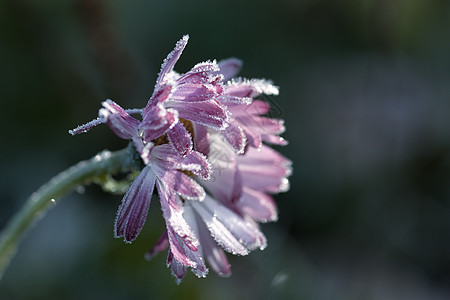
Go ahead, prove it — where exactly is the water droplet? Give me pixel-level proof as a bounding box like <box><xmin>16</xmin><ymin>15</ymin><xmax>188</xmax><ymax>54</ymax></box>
<box><xmin>76</xmin><ymin>185</ymin><xmax>85</xmax><ymax>194</ymax></box>
<box><xmin>271</xmin><ymin>271</ymin><xmax>289</xmax><ymax>287</ymax></box>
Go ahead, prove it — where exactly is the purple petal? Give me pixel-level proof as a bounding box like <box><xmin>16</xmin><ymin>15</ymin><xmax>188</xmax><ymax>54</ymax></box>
<box><xmin>166</xmin><ymin>226</ymin><xmax>195</xmax><ymax>268</ymax></box>
<box><xmin>193</xmin><ymin>210</ymin><xmax>231</xmax><ymax>277</ymax></box>
<box><xmin>141</xmin><ymin>104</ymin><xmax>178</xmax><ymax>142</ymax></box>
<box><xmin>170</xmin><ymin>255</ymin><xmax>188</xmax><ymax>285</ymax></box>
<box><xmin>171</xmin><ymin>83</ymin><xmax>218</xmax><ymax>102</ymax></box>
<box><xmin>239</xmin><ymin>187</ymin><xmax>278</xmax><ymax>222</ymax></box>
<box><xmin>101</xmin><ymin>99</ymin><xmax>141</xmax><ymax>140</ymax></box>
<box><xmin>193</xmin><ymin>123</ymin><xmax>210</xmax><ymax>156</ymax></box>
<box><xmin>167</xmin><ymin>100</ymin><xmax>230</xmax><ymax>130</ymax></box>
<box><xmin>167</xmin><ymin>122</ymin><xmax>193</xmax><ymax>156</ymax></box>
<box><xmin>145</xmin><ymin>230</ymin><xmax>170</xmax><ymax>260</ymax></box>
<box><xmin>157</xmin><ymin>180</ymin><xmax>199</xmax><ymax>252</ymax></box>
<box><xmin>155</xmin><ymin>35</ymin><xmax>189</xmax><ymax>88</ymax></box>
<box><xmin>201</xmin><ymin>134</ymin><xmax>242</xmax><ymax>203</ymax></box>
<box><xmin>182</xmin><ymin>151</ymin><xmax>211</xmax><ymax>180</ymax></box>
<box><xmin>114</xmin><ymin>166</ymin><xmax>156</xmax><ymax>243</ymax></box>
<box><xmin>261</xmin><ymin>132</ymin><xmax>288</xmax><ymax>146</ymax></box>
<box><xmin>237</xmin><ymin>145</ymin><xmax>292</xmax><ymax>193</ymax></box>
<box><xmin>177</xmin><ymin>61</ymin><xmax>220</xmax><ymax>84</ymax></box>
<box><xmin>151</xmin><ymin>144</ymin><xmax>211</xmax><ymax>179</ymax></box>
<box><xmin>216</xmin><ymin>58</ymin><xmax>242</xmax><ymax>81</ymax></box>
<box><xmin>202</xmin><ymin>158</ymin><xmax>242</xmax><ymax>204</ymax></box>
<box><xmin>154</xmin><ymin>167</ymin><xmax>205</xmax><ymax>201</ymax></box>
<box><xmin>226</xmin><ymin>78</ymin><xmax>279</xmax><ymax>98</ymax></box>
<box><xmin>221</xmin><ymin>122</ymin><xmax>246</xmax><ymax>154</ymax></box>
<box><xmin>193</xmin><ymin>195</ymin><xmax>266</xmax><ymax>255</ymax></box>
<box><xmin>228</xmin><ymin>100</ymin><xmax>288</xmax><ymax>147</ymax></box>
<box><xmin>145</xmin><ymin>84</ymin><xmax>172</xmax><ymax>113</ymax></box>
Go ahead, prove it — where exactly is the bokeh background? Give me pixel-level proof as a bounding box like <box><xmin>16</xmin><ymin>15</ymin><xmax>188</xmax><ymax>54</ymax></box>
<box><xmin>1</xmin><ymin>0</ymin><xmax>450</xmax><ymax>299</ymax></box>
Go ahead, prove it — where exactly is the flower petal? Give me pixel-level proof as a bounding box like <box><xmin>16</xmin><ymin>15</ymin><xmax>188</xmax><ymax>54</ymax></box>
<box><xmin>239</xmin><ymin>187</ymin><xmax>278</xmax><ymax>223</ymax></box>
<box><xmin>192</xmin><ymin>208</ymin><xmax>231</xmax><ymax>277</ymax></box>
<box><xmin>145</xmin><ymin>230</ymin><xmax>170</xmax><ymax>261</ymax></box>
<box><xmin>101</xmin><ymin>99</ymin><xmax>141</xmax><ymax>140</ymax></box>
<box><xmin>156</xmin><ymin>35</ymin><xmax>189</xmax><ymax>88</ymax></box>
<box><xmin>157</xmin><ymin>180</ymin><xmax>199</xmax><ymax>251</ymax></box>
<box><xmin>144</xmin><ymin>84</ymin><xmax>173</xmax><ymax>113</ymax></box>
<box><xmin>192</xmin><ymin>196</ymin><xmax>266</xmax><ymax>255</ymax></box>
<box><xmin>202</xmin><ymin>134</ymin><xmax>242</xmax><ymax>203</ymax></box>
<box><xmin>114</xmin><ymin>166</ymin><xmax>156</xmax><ymax>243</ymax></box>
<box><xmin>167</xmin><ymin>122</ymin><xmax>193</xmax><ymax>156</ymax></box>
<box><xmin>151</xmin><ymin>144</ymin><xmax>211</xmax><ymax>179</ymax></box>
<box><xmin>216</xmin><ymin>58</ymin><xmax>242</xmax><ymax>82</ymax></box>
<box><xmin>221</xmin><ymin>122</ymin><xmax>246</xmax><ymax>154</ymax></box>
<box><xmin>169</xmin><ymin>251</ymin><xmax>188</xmax><ymax>285</ymax></box>
<box><xmin>154</xmin><ymin>167</ymin><xmax>205</xmax><ymax>201</ymax></box>
<box><xmin>237</xmin><ymin>145</ymin><xmax>292</xmax><ymax>193</ymax></box>
<box><xmin>141</xmin><ymin>104</ymin><xmax>178</xmax><ymax>142</ymax></box>
<box><xmin>177</xmin><ymin>60</ymin><xmax>220</xmax><ymax>84</ymax></box>
<box><xmin>167</xmin><ymin>100</ymin><xmax>230</xmax><ymax>130</ymax></box>
<box><xmin>171</xmin><ymin>83</ymin><xmax>218</xmax><ymax>102</ymax></box>
<box><xmin>193</xmin><ymin>123</ymin><xmax>210</xmax><ymax>156</ymax></box>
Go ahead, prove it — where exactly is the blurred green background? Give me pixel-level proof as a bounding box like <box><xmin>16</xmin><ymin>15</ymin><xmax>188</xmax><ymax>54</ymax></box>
<box><xmin>1</xmin><ymin>0</ymin><xmax>450</xmax><ymax>299</ymax></box>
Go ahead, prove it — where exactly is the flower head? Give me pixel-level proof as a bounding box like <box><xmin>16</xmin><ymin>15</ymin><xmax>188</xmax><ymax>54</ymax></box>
<box><xmin>70</xmin><ymin>35</ymin><xmax>291</xmax><ymax>283</ymax></box>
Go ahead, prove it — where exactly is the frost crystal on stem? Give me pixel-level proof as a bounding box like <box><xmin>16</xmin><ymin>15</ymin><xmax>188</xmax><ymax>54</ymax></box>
<box><xmin>70</xmin><ymin>35</ymin><xmax>291</xmax><ymax>283</ymax></box>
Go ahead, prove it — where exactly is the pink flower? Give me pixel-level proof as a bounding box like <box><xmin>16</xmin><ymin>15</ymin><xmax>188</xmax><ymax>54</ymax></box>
<box><xmin>69</xmin><ymin>35</ymin><xmax>291</xmax><ymax>283</ymax></box>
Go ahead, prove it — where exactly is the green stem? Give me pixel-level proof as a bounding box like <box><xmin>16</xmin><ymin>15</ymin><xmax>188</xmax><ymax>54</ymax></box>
<box><xmin>0</xmin><ymin>147</ymin><xmax>136</xmax><ymax>280</ymax></box>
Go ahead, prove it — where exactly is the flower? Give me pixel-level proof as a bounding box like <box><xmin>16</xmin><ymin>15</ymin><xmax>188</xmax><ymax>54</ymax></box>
<box><xmin>70</xmin><ymin>35</ymin><xmax>291</xmax><ymax>283</ymax></box>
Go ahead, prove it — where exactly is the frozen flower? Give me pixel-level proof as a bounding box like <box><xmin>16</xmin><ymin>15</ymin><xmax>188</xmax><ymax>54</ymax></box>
<box><xmin>69</xmin><ymin>35</ymin><xmax>290</xmax><ymax>283</ymax></box>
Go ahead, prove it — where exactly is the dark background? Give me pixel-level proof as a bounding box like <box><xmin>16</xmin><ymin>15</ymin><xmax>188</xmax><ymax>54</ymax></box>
<box><xmin>1</xmin><ymin>0</ymin><xmax>450</xmax><ymax>299</ymax></box>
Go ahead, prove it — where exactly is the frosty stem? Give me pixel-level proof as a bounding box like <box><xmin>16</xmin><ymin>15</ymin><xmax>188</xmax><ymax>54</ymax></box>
<box><xmin>0</xmin><ymin>147</ymin><xmax>137</xmax><ymax>280</ymax></box>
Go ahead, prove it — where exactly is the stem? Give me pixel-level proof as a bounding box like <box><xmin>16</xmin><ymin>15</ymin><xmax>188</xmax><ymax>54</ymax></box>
<box><xmin>0</xmin><ymin>147</ymin><xmax>137</xmax><ymax>280</ymax></box>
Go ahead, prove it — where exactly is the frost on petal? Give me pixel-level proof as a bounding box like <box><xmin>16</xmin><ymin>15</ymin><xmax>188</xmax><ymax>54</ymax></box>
<box><xmin>154</xmin><ymin>166</ymin><xmax>205</xmax><ymax>201</ymax></box>
<box><xmin>167</xmin><ymin>100</ymin><xmax>230</xmax><ymax>130</ymax></box>
<box><xmin>69</xmin><ymin>117</ymin><xmax>105</xmax><ymax>135</ymax></box>
<box><xmin>215</xmin><ymin>58</ymin><xmax>243</xmax><ymax>82</ymax></box>
<box><xmin>226</xmin><ymin>78</ymin><xmax>279</xmax><ymax>98</ymax></box>
<box><xmin>145</xmin><ymin>84</ymin><xmax>173</xmax><ymax>112</ymax></box>
<box><xmin>114</xmin><ymin>166</ymin><xmax>156</xmax><ymax>243</ymax></box>
<box><xmin>191</xmin><ymin>208</ymin><xmax>231</xmax><ymax>277</ymax></box>
<box><xmin>151</xmin><ymin>144</ymin><xmax>211</xmax><ymax>179</ymax></box>
<box><xmin>166</xmin><ymin>226</ymin><xmax>195</xmax><ymax>268</ymax></box>
<box><xmin>192</xmin><ymin>196</ymin><xmax>266</xmax><ymax>255</ymax></box>
<box><xmin>167</xmin><ymin>122</ymin><xmax>193</xmax><ymax>156</ymax></box>
<box><xmin>157</xmin><ymin>180</ymin><xmax>199</xmax><ymax>252</ymax></box>
<box><xmin>156</xmin><ymin>35</ymin><xmax>189</xmax><ymax>88</ymax></box>
<box><xmin>181</xmin><ymin>151</ymin><xmax>211</xmax><ymax>180</ymax></box>
<box><xmin>171</xmin><ymin>83</ymin><xmax>218</xmax><ymax>102</ymax></box>
<box><xmin>177</xmin><ymin>60</ymin><xmax>220</xmax><ymax>85</ymax></box>
<box><xmin>141</xmin><ymin>104</ymin><xmax>178</xmax><ymax>142</ymax></box>
<box><xmin>100</xmin><ymin>99</ymin><xmax>141</xmax><ymax>140</ymax></box>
